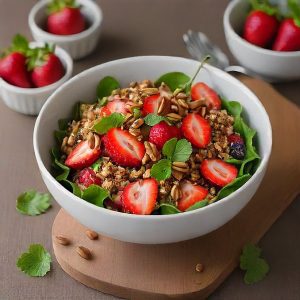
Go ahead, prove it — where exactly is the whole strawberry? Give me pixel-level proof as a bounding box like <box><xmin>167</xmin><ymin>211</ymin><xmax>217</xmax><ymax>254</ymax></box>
<box><xmin>243</xmin><ymin>0</ymin><xmax>279</xmax><ymax>48</ymax></box>
<box><xmin>27</xmin><ymin>44</ymin><xmax>65</xmax><ymax>87</ymax></box>
<box><xmin>0</xmin><ymin>35</ymin><xmax>32</xmax><ymax>88</ymax></box>
<box><xmin>47</xmin><ymin>0</ymin><xmax>86</xmax><ymax>35</ymax></box>
<box><xmin>272</xmin><ymin>0</ymin><xmax>300</xmax><ymax>51</ymax></box>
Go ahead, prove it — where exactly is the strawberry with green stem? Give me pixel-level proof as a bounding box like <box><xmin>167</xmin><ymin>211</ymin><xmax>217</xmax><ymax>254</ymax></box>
<box><xmin>0</xmin><ymin>34</ymin><xmax>32</xmax><ymax>88</ymax></box>
<box><xmin>243</xmin><ymin>0</ymin><xmax>279</xmax><ymax>48</ymax></box>
<box><xmin>27</xmin><ymin>43</ymin><xmax>65</xmax><ymax>87</ymax></box>
<box><xmin>272</xmin><ymin>0</ymin><xmax>300</xmax><ymax>51</ymax></box>
<box><xmin>47</xmin><ymin>0</ymin><xmax>86</xmax><ymax>35</ymax></box>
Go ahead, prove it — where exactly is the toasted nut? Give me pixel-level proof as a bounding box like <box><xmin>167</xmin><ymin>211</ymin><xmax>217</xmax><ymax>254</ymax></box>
<box><xmin>141</xmin><ymin>88</ymin><xmax>159</xmax><ymax>96</ymax></box>
<box><xmin>142</xmin><ymin>153</ymin><xmax>150</xmax><ymax>165</ymax></box>
<box><xmin>200</xmin><ymin>106</ymin><xmax>207</xmax><ymax>117</ymax></box>
<box><xmin>171</xmin><ymin>184</ymin><xmax>182</xmax><ymax>201</ymax></box>
<box><xmin>176</xmin><ymin>92</ymin><xmax>188</xmax><ymax>99</ymax></box>
<box><xmin>172</xmin><ymin>161</ymin><xmax>188</xmax><ymax>168</ymax></box>
<box><xmin>131</xmin><ymin>118</ymin><xmax>144</xmax><ymax>129</ymax></box>
<box><xmin>88</xmin><ymin>132</ymin><xmax>95</xmax><ymax>149</ymax></box>
<box><xmin>94</xmin><ymin>134</ymin><xmax>101</xmax><ymax>149</ymax></box>
<box><xmin>188</xmin><ymin>99</ymin><xmax>206</xmax><ymax>109</ymax></box>
<box><xmin>177</xmin><ymin>99</ymin><xmax>189</xmax><ymax>109</ymax></box>
<box><xmin>171</xmin><ymin>98</ymin><xmax>179</xmax><ymax>105</ymax></box>
<box><xmin>172</xmin><ymin>165</ymin><xmax>189</xmax><ymax>173</ymax></box>
<box><xmin>67</xmin><ymin>134</ymin><xmax>75</xmax><ymax>147</ymax></box>
<box><xmin>173</xmin><ymin>88</ymin><xmax>182</xmax><ymax>96</ymax></box>
<box><xmin>76</xmin><ymin>246</ymin><xmax>92</xmax><ymax>260</ymax></box>
<box><xmin>166</xmin><ymin>113</ymin><xmax>182</xmax><ymax>121</ymax></box>
<box><xmin>61</xmin><ymin>136</ymin><xmax>68</xmax><ymax>149</ymax></box>
<box><xmin>129</xmin><ymin>128</ymin><xmax>141</xmax><ymax>137</ymax></box>
<box><xmin>172</xmin><ymin>169</ymin><xmax>184</xmax><ymax>180</ymax></box>
<box><xmin>195</xmin><ymin>263</ymin><xmax>205</xmax><ymax>273</ymax></box>
<box><xmin>171</xmin><ymin>104</ymin><xmax>179</xmax><ymax>112</ymax></box>
<box><xmin>143</xmin><ymin>169</ymin><xmax>151</xmax><ymax>178</ymax></box>
<box><xmin>157</xmin><ymin>97</ymin><xmax>166</xmax><ymax>115</ymax></box>
<box><xmin>55</xmin><ymin>235</ymin><xmax>70</xmax><ymax>246</ymax></box>
<box><xmin>191</xmin><ymin>171</ymin><xmax>200</xmax><ymax>181</ymax></box>
<box><xmin>145</xmin><ymin>141</ymin><xmax>159</xmax><ymax>162</ymax></box>
<box><xmin>86</xmin><ymin>230</ymin><xmax>98</xmax><ymax>240</ymax></box>
<box><xmin>87</xmin><ymin>110</ymin><xmax>95</xmax><ymax>121</ymax></box>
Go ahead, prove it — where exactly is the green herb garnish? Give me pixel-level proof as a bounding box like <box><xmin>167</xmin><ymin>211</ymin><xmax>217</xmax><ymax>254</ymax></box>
<box><xmin>97</xmin><ymin>76</ymin><xmax>120</xmax><ymax>99</ymax></box>
<box><xmin>93</xmin><ymin>112</ymin><xmax>125</xmax><ymax>135</ymax></box>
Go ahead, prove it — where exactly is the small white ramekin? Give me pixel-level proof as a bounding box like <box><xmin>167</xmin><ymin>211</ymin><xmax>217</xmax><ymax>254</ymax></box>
<box><xmin>28</xmin><ymin>0</ymin><xmax>103</xmax><ymax>60</ymax></box>
<box><xmin>0</xmin><ymin>42</ymin><xmax>73</xmax><ymax>116</ymax></box>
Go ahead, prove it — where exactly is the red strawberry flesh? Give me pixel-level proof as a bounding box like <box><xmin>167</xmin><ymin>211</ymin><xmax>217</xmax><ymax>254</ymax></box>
<box><xmin>75</xmin><ymin>168</ymin><xmax>101</xmax><ymax>188</ymax></box>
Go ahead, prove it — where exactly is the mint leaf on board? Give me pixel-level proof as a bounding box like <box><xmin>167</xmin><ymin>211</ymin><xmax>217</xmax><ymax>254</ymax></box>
<box><xmin>16</xmin><ymin>190</ymin><xmax>51</xmax><ymax>216</ymax></box>
<box><xmin>97</xmin><ymin>76</ymin><xmax>120</xmax><ymax>99</ymax></box>
<box><xmin>162</xmin><ymin>138</ymin><xmax>177</xmax><ymax>160</ymax></box>
<box><xmin>82</xmin><ymin>185</ymin><xmax>110</xmax><ymax>207</ymax></box>
<box><xmin>61</xmin><ymin>180</ymin><xmax>82</xmax><ymax>197</ymax></box>
<box><xmin>218</xmin><ymin>174</ymin><xmax>251</xmax><ymax>200</ymax></box>
<box><xmin>17</xmin><ymin>244</ymin><xmax>51</xmax><ymax>277</ymax></box>
<box><xmin>155</xmin><ymin>72</ymin><xmax>191</xmax><ymax>92</ymax></box>
<box><xmin>240</xmin><ymin>244</ymin><xmax>270</xmax><ymax>284</ymax></box>
<box><xmin>172</xmin><ymin>139</ymin><xmax>192</xmax><ymax>162</ymax></box>
<box><xmin>186</xmin><ymin>199</ymin><xmax>208</xmax><ymax>211</ymax></box>
<box><xmin>150</xmin><ymin>159</ymin><xmax>172</xmax><ymax>181</ymax></box>
<box><xmin>160</xmin><ymin>203</ymin><xmax>181</xmax><ymax>214</ymax></box>
<box><xmin>93</xmin><ymin>112</ymin><xmax>125</xmax><ymax>135</ymax></box>
<box><xmin>144</xmin><ymin>114</ymin><xmax>169</xmax><ymax>126</ymax></box>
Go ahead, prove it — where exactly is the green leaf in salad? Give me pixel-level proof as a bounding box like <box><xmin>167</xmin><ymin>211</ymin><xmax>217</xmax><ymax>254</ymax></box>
<box><xmin>97</xmin><ymin>76</ymin><xmax>120</xmax><ymax>99</ymax></box>
<box><xmin>81</xmin><ymin>185</ymin><xmax>110</xmax><ymax>207</ymax></box>
<box><xmin>98</xmin><ymin>96</ymin><xmax>108</xmax><ymax>107</ymax></box>
<box><xmin>240</xmin><ymin>244</ymin><xmax>270</xmax><ymax>284</ymax></box>
<box><xmin>133</xmin><ymin>107</ymin><xmax>142</xmax><ymax>119</ymax></box>
<box><xmin>72</xmin><ymin>102</ymin><xmax>82</xmax><ymax>121</ymax></box>
<box><xmin>17</xmin><ymin>244</ymin><xmax>51</xmax><ymax>277</ymax></box>
<box><xmin>60</xmin><ymin>180</ymin><xmax>82</xmax><ymax>197</ymax></box>
<box><xmin>155</xmin><ymin>72</ymin><xmax>191</xmax><ymax>92</ymax></box>
<box><xmin>58</xmin><ymin>118</ymin><xmax>69</xmax><ymax>131</ymax></box>
<box><xmin>144</xmin><ymin>113</ymin><xmax>169</xmax><ymax>126</ymax></box>
<box><xmin>16</xmin><ymin>190</ymin><xmax>51</xmax><ymax>216</ymax></box>
<box><xmin>218</xmin><ymin>174</ymin><xmax>251</xmax><ymax>200</ymax></box>
<box><xmin>221</xmin><ymin>99</ymin><xmax>242</xmax><ymax>117</ymax></box>
<box><xmin>91</xmin><ymin>159</ymin><xmax>102</xmax><ymax>173</ymax></box>
<box><xmin>50</xmin><ymin>147</ymin><xmax>70</xmax><ymax>181</ymax></box>
<box><xmin>186</xmin><ymin>199</ymin><xmax>208</xmax><ymax>211</ymax></box>
<box><xmin>162</xmin><ymin>138</ymin><xmax>192</xmax><ymax>162</ymax></box>
<box><xmin>162</xmin><ymin>138</ymin><xmax>177</xmax><ymax>160</ymax></box>
<box><xmin>93</xmin><ymin>112</ymin><xmax>125</xmax><ymax>135</ymax></box>
<box><xmin>54</xmin><ymin>130</ymin><xmax>66</xmax><ymax>145</ymax></box>
<box><xmin>160</xmin><ymin>203</ymin><xmax>181</xmax><ymax>214</ymax></box>
<box><xmin>150</xmin><ymin>159</ymin><xmax>172</xmax><ymax>181</ymax></box>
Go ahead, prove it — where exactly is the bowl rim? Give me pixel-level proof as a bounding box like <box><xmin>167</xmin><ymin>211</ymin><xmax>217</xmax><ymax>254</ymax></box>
<box><xmin>33</xmin><ymin>55</ymin><xmax>272</xmax><ymax>220</ymax></box>
<box><xmin>28</xmin><ymin>0</ymin><xmax>103</xmax><ymax>42</ymax></box>
<box><xmin>224</xmin><ymin>0</ymin><xmax>300</xmax><ymax>57</ymax></box>
<box><xmin>0</xmin><ymin>42</ymin><xmax>73</xmax><ymax>94</ymax></box>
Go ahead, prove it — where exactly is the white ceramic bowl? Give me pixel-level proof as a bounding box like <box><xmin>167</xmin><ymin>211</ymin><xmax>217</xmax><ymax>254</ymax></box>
<box><xmin>224</xmin><ymin>0</ymin><xmax>300</xmax><ymax>81</ymax></box>
<box><xmin>29</xmin><ymin>0</ymin><xmax>103</xmax><ymax>60</ymax></box>
<box><xmin>0</xmin><ymin>42</ymin><xmax>73</xmax><ymax>116</ymax></box>
<box><xmin>33</xmin><ymin>56</ymin><xmax>272</xmax><ymax>244</ymax></box>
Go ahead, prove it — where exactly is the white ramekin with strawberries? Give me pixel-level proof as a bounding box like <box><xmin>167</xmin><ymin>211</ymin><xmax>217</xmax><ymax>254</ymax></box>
<box><xmin>224</xmin><ymin>0</ymin><xmax>300</xmax><ymax>81</ymax></box>
<box><xmin>29</xmin><ymin>0</ymin><xmax>103</xmax><ymax>60</ymax></box>
<box><xmin>33</xmin><ymin>56</ymin><xmax>272</xmax><ymax>244</ymax></box>
<box><xmin>0</xmin><ymin>35</ymin><xmax>73</xmax><ymax>115</ymax></box>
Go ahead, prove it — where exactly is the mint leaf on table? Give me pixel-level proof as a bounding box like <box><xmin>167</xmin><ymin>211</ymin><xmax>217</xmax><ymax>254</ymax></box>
<box><xmin>155</xmin><ymin>72</ymin><xmax>191</xmax><ymax>92</ymax></box>
<box><xmin>93</xmin><ymin>112</ymin><xmax>125</xmax><ymax>134</ymax></box>
<box><xmin>240</xmin><ymin>244</ymin><xmax>270</xmax><ymax>284</ymax></box>
<box><xmin>16</xmin><ymin>190</ymin><xmax>51</xmax><ymax>216</ymax></box>
<box><xmin>162</xmin><ymin>138</ymin><xmax>192</xmax><ymax>162</ymax></box>
<box><xmin>150</xmin><ymin>159</ymin><xmax>172</xmax><ymax>181</ymax></box>
<box><xmin>82</xmin><ymin>185</ymin><xmax>110</xmax><ymax>207</ymax></box>
<box><xmin>17</xmin><ymin>244</ymin><xmax>51</xmax><ymax>277</ymax></box>
<box><xmin>160</xmin><ymin>203</ymin><xmax>181</xmax><ymax>214</ymax></box>
<box><xmin>97</xmin><ymin>76</ymin><xmax>120</xmax><ymax>99</ymax></box>
<box><xmin>144</xmin><ymin>113</ymin><xmax>169</xmax><ymax>126</ymax></box>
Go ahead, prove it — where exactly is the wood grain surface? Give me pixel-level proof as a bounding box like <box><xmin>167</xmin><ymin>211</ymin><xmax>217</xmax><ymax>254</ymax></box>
<box><xmin>1</xmin><ymin>1</ymin><xmax>299</xmax><ymax>299</ymax></box>
<box><xmin>52</xmin><ymin>76</ymin><xmax>300</xmax><ymax>300</ymax></box>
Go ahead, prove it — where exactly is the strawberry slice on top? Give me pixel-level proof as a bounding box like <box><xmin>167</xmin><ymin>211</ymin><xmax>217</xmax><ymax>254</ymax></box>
<box><xmin>182</xmin><ymin>113</ymin><xmax>211</xmax><ymax>148</ymax></box>
<box><xmin>142</xmin><ymin>94</ymin><xmax>161</xmax><ymax>115</ymax></box>
<box><xmin>177</xmin><ymin>181</ymin><xmax>208</xmax><ymax>211</ymax></box>
<box><xmin>103</xmin><ymin>128</ymin><xmax>145</xmax><ymax>167</ymax></box>
<box><xmin>122</xmin><ymin>179</ymin><xmax>158</xmax><ymax>214</ymax></box>
<box><xmin>200</xmin><ymin>159</ymin><xmax>238</xmax><ymax>187</ymax></box>
<box><xmin>106</xmin><ymin>99</ymin><xmax>128</xmax><ymax>115</ymax></box>
<box><xmin>65</xmin><ymin>135</ymin><xmax>101</xmax><ymax>170</ymax></box>
<box><xmin>191</xmin><ymin>82</ymin><xmax>221</xmax><ymax>110</ymax></box>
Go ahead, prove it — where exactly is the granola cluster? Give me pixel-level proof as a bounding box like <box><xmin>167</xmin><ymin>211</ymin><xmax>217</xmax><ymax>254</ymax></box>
<box><xmin>60</xmin><ymin>80</ymin><xmax>236</xmax><ymax>209</ymax></box>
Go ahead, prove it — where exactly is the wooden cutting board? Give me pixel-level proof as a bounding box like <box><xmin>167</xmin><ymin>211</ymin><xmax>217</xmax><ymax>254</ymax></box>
<box><xmin>52</xmin><ymin>76</ymin><xmax>300</xmax><ymax>300</ymax></box>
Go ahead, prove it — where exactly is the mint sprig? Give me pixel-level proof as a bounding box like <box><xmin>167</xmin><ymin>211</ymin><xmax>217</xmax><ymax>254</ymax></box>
<box><xmin>150</xmin><ymin>159</ymin><xmax>172</xmax><ymax>181</ymax></box>
<box><xmin>17</xmin><ymin>244</ymin><xmax>52</xmax><ymax>277</ymax></box>
<box><xmin>96</xmin><ymin>76</ymin><xmax>120</xmax><ymax>99</ymax></box>
<box><xmin>144</xmin><ymin>114</ymin><xmax>169</xmax><ymax>126</ymax></box>
<box><xmin>93</xmin><ymin>112</ymin><xmax>125</xmax><ymax>135</ymax></box>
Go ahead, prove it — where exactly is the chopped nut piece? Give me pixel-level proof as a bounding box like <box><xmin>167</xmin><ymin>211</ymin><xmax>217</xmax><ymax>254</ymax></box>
<box><xmin>177</xmin><ymin>99</ymin><xmax>189</xmax><ymax>109</ymax></box>
<box><xmin>195</xmin><ymin>263</ymin><xmax>204</xmax><ymax>273</ymax></box>
<box><xmin>145</xmin><ymin>141</ymin><xmax>160</xmax><ymax>162</ymax></box>
<box><xmin>143</xmin><ymin>169</ymin><xmax>151</xmax><ymax>178</ymax></box>
<box><xmin>188</xmin><ymin>99</ymin><xmax>205</xmax><ymax>109</ymax></box>
<box><xmin>131</xmin><ymin>118</ymin><xmax>144</xmax><ymax>129</ymax></box>
<box><xmin>170</xmin><ymin>184</ymin><xmax>182</xmax><ymax>201</ymax></box>
<box><xmin>166</xmin><ymin>113</ymin><xmax>182</xmax><ymax>121</ymax></box>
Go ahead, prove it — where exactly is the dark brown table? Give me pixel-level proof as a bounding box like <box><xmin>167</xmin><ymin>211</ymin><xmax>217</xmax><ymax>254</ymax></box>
<box><xmin>1</xmin><ymin>0</ymin><xmax>299</xmax><ymax>299</ymax></box>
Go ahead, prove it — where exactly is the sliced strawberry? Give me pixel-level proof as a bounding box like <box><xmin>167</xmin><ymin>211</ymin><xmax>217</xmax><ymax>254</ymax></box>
<box><xmin>75</xmin><ymin>168</ymin><xmax>101</xmax><ymax>188</ymax></box>
<box><xmin>99</xmin><ymin>106</ymin><xmax>112</xmax><ymax>117</ymax></box>
<box><xmin>200</xmin><ymin>159</ymin><xmax>238</xmax><ymax>187</ymax></box>
<box><xmin>106</xmin><ymin>99</ymin><xmax>128</xmax><ymax>115</ymax></box>
<box><xmin>65</xmin><ymin>135</ymin><xmax>101</xmax><ymax>170</ymax></box>
<box><xmin>105</xmin><ymin>191</ymin><xmax>124</xmax><ymax>212</ymax></box>
<box><xmin>142</xmin><ymin>94</ymin><xmax>161</xmax><ymax>115</ymax></box>
<box><xmin>177</xmin><ymin>181</ymin><xmax>208</xmax><ymax>211</ymax></box>
<box><xmin>182</xmin><ymin>113</ymin><xmax>211</xmax><ymax>148</ymax></box>
<box><xmin>121</xmin><ymin>179</ymin><xmax>158</xmax><ymax>214</ymax></box>
<box><xmin>103</xmin><ymin>128</ymin><xmax>145</xmax><ymax>167</ymax></box>
<box><xmin>149</xmin><ymin>121</ymin><xmax>181</xmax><ymax>149</ymax></box>
<box><xmin>228</xmin><ymin>134</ymin><xmax>244</xmax><ymax>145</ymax></box>
<box><xmin>191</xmin><ymin>82</ymin><xmax>221</xmax><ymax>110</ymax></box>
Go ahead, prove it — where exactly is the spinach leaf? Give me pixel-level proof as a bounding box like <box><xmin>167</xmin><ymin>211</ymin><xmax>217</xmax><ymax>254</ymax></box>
<box><xmin>186</xmin><ymin>199</ymin><xmax>208</xmax><ymax>211</ymax></box>
<box><xmin>221</xmin><ymin>99</ymin><xmax>242</xmax><ymax>117</ymax></box>
<box><xmin>160</xmin><ymin>203</ymin><xmax>181</xmax><ymax>214</ymax></box>
<box><xmin>81</xmin><ymin>185</ymin><xmax>110</xmax><ymax>207</ymax></box>
<box><xmin>72</xmin><ymin>102</ymin><xmax>81</xmax><ymax>121</ymax></box>
<box><xmin>61</xmin><ymin>180</ymin><xmax>81</xmax><ymax>197</ymax></box>
<box><xmin>97</xmin><ymin>76</ymin><xmax>120</xmax><ymax>99</ymax></box>
<box><xmin>50</xmin><ymin>147</ymin><xmax>70</xmax><ymax>181</ymax></box>
<box><xmin>58</xmin><ymin>119</ymin><xmax>69</xmax><ymax>130</ymax></box>
<box><xmin>218</xmin><ymin>174</ymin><xmax>251</xmax><ymax>200</ymax></box>
<box><xmin>155</xmin><ymin>72</ymin><xmax>191</xmax><ymax>92</ymax></box>
<box><xmin>54</xmin><ymin>130</ymin><xmax>66</xmax><ymax>145</ymax></box>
